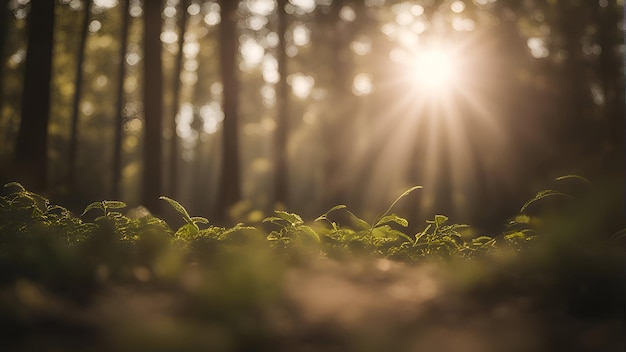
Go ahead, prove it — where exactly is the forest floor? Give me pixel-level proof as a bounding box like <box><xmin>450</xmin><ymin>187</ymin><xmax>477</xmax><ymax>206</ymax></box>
<box><xmin>4</xmin><ymin>250</ymin><xmax>624</xmax><ymax>352</ymax></box>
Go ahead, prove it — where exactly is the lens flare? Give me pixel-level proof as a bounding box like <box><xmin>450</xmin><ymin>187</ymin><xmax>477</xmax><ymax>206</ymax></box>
<box><xmin>411</xmin><ymin>48</ymin><xmax>456</xmax><ymax>90</ymax></box>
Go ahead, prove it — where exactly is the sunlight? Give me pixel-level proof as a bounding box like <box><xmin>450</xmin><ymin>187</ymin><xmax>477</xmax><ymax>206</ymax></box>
<box><xmin>410</xmin><ymin>47</ymin><xmax>456</xmax><ymax>91</ymax></box>
<box><xmin>93</xmin><ymin>0</ymin><xmax>118</xmax><ymax>9</ymax></box>
<box><xmin>359</xmin><ymin>32</ymin><xmax>512</xmax><ymax>220</ymax></box>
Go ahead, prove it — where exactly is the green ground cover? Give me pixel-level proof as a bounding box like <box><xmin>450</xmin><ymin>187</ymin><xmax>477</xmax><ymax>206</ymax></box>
<box><xmin>0</xmin><ymin>179</ymin><xmax>623</xmax><ymax>351</ymax></box>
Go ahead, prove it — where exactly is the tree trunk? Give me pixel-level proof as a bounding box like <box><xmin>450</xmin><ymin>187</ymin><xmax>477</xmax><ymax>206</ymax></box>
<box><xmin>322</xmin><ymin>0</ymin><xmax>352</xmax><ymax>209</ymax></box>
<box><xmin>112</xmin><ymin>0</ymin><xmax>130</xmax><ymax>199</ymax></box>
<box><xmin>216</xmin><ymin>0</ymin><xmax>241</xmax><ymax>223</ymax></box>
<box><xmin>67</xmin><ymin>0</ymin><xmax>92</xmax><ymax>189</ymax></box>
<box><xmin>274</xmin><ymin>0</ymin><xmax>289</xmax><ymax>207</ymax></box>
<box><xmin>14</xmin><ymin>0</ymin><xmax>55</xmax><ymax>193</ymax></box>
<box><xmin>0</xmin><ymin>0</ymin><xmax>8</xmax><ymax>105</ymax></box>
<box><xmin>142</xmin><ymin>0</ymin><xmax>164</xmax><ymax>214</ymax></box>
<box><xmin>168</xmin><ymin>0</ymin><xmax>190</xmax><ymax>199</ymax></box>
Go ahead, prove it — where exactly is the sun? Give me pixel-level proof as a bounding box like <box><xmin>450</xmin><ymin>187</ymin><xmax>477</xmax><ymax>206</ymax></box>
<box><xmin>356</xmin><ymin>34</ymin><xmax>512</xmax><ymax>220</ymax></box>
<box><xmin>411</xmin><ymin>47</ymin><xmax>457</xmax><ymax>91</ymax></box>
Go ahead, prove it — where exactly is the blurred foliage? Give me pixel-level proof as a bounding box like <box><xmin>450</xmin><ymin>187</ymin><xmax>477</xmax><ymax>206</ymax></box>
<box><xmin>0</xmin><ymin>178</ymin><xmax>623</xmax><ymax>350</ymax></box>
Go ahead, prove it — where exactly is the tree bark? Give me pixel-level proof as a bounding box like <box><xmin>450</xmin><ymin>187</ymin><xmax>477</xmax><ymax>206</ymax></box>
<box><xmin>67</xmin><ymin>0</ymin><xmax>92</xmax><ymax>188</ymax></box>
<box><xmin>322</xmin><ymin>0</ymin><xmax>352</xmax><ymax>209</ymax></box>
<box><xmin>14</xmin><ymin>0</ymin><xmax>56</xmax><ymax>193</ymax></box>
<box><xmin>112</xmin><ymin>0</ymin><xmax>130</xmax><ymax>199</ymax></box>
<box><xmin>274</xmin><ymin>0</ymin><xmax>289</xmax><ymax>207</ymax></box>
<box><xmin>142</xmin><ymin>0</ymin><xmax>164</xmax><ymax>213</ymax></box>
<box><xmin>0</xmin><ymin>0</ymin><xmax>9</xmax><ymax>106</ymax></box>
<box><xmin>216</xmin><ymin>0</ymin><xmax>241</xmax><ymax>223</ymax></box>
<box><xmin>168</xmin><ymin>0</ymin><xmax>190</xmax><ymax>199</ymax></box>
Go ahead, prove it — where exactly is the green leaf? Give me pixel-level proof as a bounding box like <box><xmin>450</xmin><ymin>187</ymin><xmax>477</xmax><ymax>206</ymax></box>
<box><xmin>175</xmin><ymin>223</ymin><xmax>199</xmax><ymax>239</ymax></box>
<box><xmin>102</xmin><ymin>201</ymin><xmax>127</xmax><ymax>210</ymax></box>
<box><xmin>3</xmin><ymin>182</ymin><xmax>26</xmax><ymax>192</ymax></box>
<box><xmin>371</xmin><ymin>225</ymin><xmax>412</xmax><ymax>242</ymax></box>
<box><xmin>191</xmin><ymin>216</ymin><xmax>209</xmax><ymax>225</ymax></box>
<box><xmin>81</xmin><ymin>201</ymin><xmax>104</xmax><ymax>217</ymax></box>
<box><xmin>374</xmin><ymin>214</ymin><xmax>409</xmax><ymax>228</ymax></box>
<box><xmin>472</xmin><ymin>236</ymin><xmax>495</xmax><ymax>245</ymax></box>
<box><xmin>298</xmin><ymin>225</ymin><xmax>321</xmax><ymax>243</ymax></box>
<box><xmin>434</xmin><ymin>215</ymin><xmax>448</xmax><ymax>227</ymax></box>
<box><xmin>346</xmin><ymin>210</ymin><xmax>371</xmax><ymax>230</ymax></box>
<box><xmin>555</xmin><ymin>174</ymin><xmax>591</xmax><ymax>185</ymax></box>
<box><xmin>262</xmin><ymin>216</ymin><xmax>284</xmax><ymax>224</ymax></box>
<box><xmin>160</xmin><ymin>196</ymin><xmax>193</xmax><ymax>224</ymax></box>
<box><xmin>414</xmin><ymin>224</ymin><xmax>432</xmax><ymax>245</ymax></box>
<box><xmin>373</xmin><ymin>185</ymin><xmax>422</xmax><ymax>228</ymax></box>
<box><xmin>315</xmin><ymin>204</ymin><xmax>347</xmax><ymax>222</ymax></box>
<box><xmin>520</xmin><ymin>189</ymin><xmax>569</xmax><ymax>212</ymax></box>
<box><xmin>26</xmin><ymin>192</ymin><xmax>49</xmax><ymax>213</ymax></box>
<box><xmin>273</xmin><ymin>210</ymin><xmax>303</xmax><ymax>226</ymax></box>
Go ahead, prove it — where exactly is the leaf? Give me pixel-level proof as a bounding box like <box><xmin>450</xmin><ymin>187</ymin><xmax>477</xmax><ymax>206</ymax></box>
<box><xmin>191</xmin><ymin>216</ymin><xmax>209</xmax><ymax>225</ymax></box>
<box><xmin>374</xmin><ymin>185</ymin><xmax>422</xmax><ymax>227</ymax></box>
<box><xmin>555</xmin><ymin>174</ymin><xmax>591</xmax><ymax>185</ymax></box>
<box><xmin>102</xmin><ymin>201</ymin><xmax>127</xmax><ymax>210</ymax></box>
<box><xmin>315</xmin><ymin>204</ymin><xmax>347</xmax><ymax>222</ymax></box>
<box><xmin>159</xmin><ymin>196</ymin><xmax>193</xmax><ymax>224</ymax></box>
<box><xmin>4</xmin><ymin>182</ymin><xmax>26</xmax><ymax>192</ymax></box>
<box><xmin>434</xmin><ymin>215</ymin><xmax>448</xmax><ymax>227</ymax></box>
<box><xmin>175</xmin><ymin>223</ymin><xmax>199</xmax><ymax>239</ymax></box>
<box><xmin>371</xmin><ymin>225</ymin><xmax>412</xmax><ymax>242</ymax></box>
<box><xmin>26</xmin><ymin>192</ymin><xmax>49</xmax><ymax>213</ymax></box>
<box><xmin>47</xmin><ymin>204</ymin><xmax>71</xmax><ymax>217</ymax></box>
<box><xmin>346</xmin><ymin>210</ymin><xmax>371</xmax><ymax>230</ymax></box>
<box><xmin>504</xmin><ymin>232</ymin><xmax>527</xmax><ymax>241</ymax></box>
<box><xmin>81</xmin><ymin>201</ymin><xmax>104</xmax><ymax>217</ymax></box>
<box><xmin>375</xmin><ymin>214</ymin><xmax>409</xmax><ymax>228</ymax></box>
<box><xmin>273</xmin><ymin>210</ymin><xmax>303</xmax><ymax>226</ymax></box>
<box><xmin>472</xmin><ymin>236</ymin><xmax>495</xmax><ymax>245</ymax></box>
<box><xmin>298</xmin><ymin>225</ymin><xmax>321</xmax><ymax>243</ymax></box>
<box><xmin>520</xmin><ymin>189</ymin><xmax>569</xmax><ymax>212</ymax></box>
<box><xmin>414</xmin><ymin>224</ymin><xmax>432</xmax><ymax>245</ymax></box>
<box><xmin>262</xmin><ymin>216</ymin><xmax>284</xmax><ymax>224</ymax></box>
<box><xmin>221</xmin><ymin>223</ymin><xmax>257</xmax><ymax>238</ymax></box>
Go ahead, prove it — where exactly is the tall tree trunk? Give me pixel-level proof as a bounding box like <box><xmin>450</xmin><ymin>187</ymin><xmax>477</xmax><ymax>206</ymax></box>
<box><xmin>14</xmin><ymin>0</ymin><xmax>55</xmax><ymax>193</ymax></box>
<box><xmin>168</xmin><ymin>0</ymin><xmax>190</xmax><ymax>198</ymax></box>
<box><xmin>0</xmin><ymin>0</ymin><xmax>8</xmax><ymax>110</ymax></box>
<box><xmin>322</xmin><ymin>0</ymin><xmax>352</xmax><ymax>209</ymax></box>
<box><xmin>112</xmin><ymin>0</ymin><xmax>130</xmax><ymax>199</ymax></box>
<box><xmin>67</xmin><ymin>0</ymin><xmax>92</xmax><ymax>189</ymax></box>
<box><xmin>143</xmin><ymin>0</ymin><xmax>164</xmax><ymax>213</ymax></box>
<box><xmin>190</xmin><ymin>48</ymin><xmax>211</xmax><ymax>215</ymax></box>
<box><xmin>274</xmin><ymin>0</ymin><xmax>289</xmax><ymax>207</ymax></box>
<box><xmin>216</xmin><ymin>0</ymin><xmax>241</xmax><ymax>223</ymax></box>
<box><xmin>595</xmin><ymin>1</ymin><xmax>624</xmax><ymax>174</ymax></box>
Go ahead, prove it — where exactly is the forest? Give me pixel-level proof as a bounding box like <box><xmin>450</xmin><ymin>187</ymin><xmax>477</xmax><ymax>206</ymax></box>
<box><xmin>0</xmin><ymin>0</ymin><xmax>624</xmax><ymax>351</ymax></box>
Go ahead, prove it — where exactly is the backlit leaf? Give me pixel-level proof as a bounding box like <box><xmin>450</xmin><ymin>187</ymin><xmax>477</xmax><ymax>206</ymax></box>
<box><xmin>81</xmin><ymin>201</ymin><xmax>104</xmax><ymax>217</ymax></box>
<box><xmin>160</xmin><ymin>196</ymin><xmax>193</xmax><ymax>224</ymax></box>
<box><xmin>375</xmin><ymin>214</ymin><xmax>409</xmax><ymax>228</ymax></box>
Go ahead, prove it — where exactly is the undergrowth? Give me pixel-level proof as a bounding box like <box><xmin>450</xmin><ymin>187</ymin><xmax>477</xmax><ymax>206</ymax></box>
<box><xmin>0</xmin><ymin>177</ymin><xmax>623</xmax><ymax>351</ymax></box>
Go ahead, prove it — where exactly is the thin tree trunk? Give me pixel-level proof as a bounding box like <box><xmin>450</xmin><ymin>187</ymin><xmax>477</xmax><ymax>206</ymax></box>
<box><xmin>274</xmin><ymin>0</ymin><xmax>289</xmax><ymax>207</ymax></box>
<box><xmin>67</xmin><ymin>0</ymin><xmax>92</xmax><ymax>188</ymax></box>
<box><xmin>168</xmin><ymin>0</ymin><xmax>190</xmax><ymax>199</ymax></box>
<box><xmin>595</xmin><ymin>1</ymin><xmax>624</xmax><ymax>173</ymax></box>
<box><xmin>142</xmin><ymin>0</ymin><xmax>164</xmax><ymax>214</ymax></box>
<box><xmin>216</xmin><ymin>0</ymin><xmax>241</xmax><ymax>223</ymax></box>
<box><xmin>190</xmin><ymin>47</ymin><xmax>211</xmax><ymax>215</ymax></box>
<box><xmin>0</xmin><ymin>0</ymin><xmax>9</xmax><ymax>108</ymax></box>
<box><xmin>112</xmin><ymin>0</ymin><xmax>130</xmax><ymax>199</ymax></box>
<box><xmin>14</xmin><ymin>0</ymin><xmax>55</xmax><ymax>193</ymax></box>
